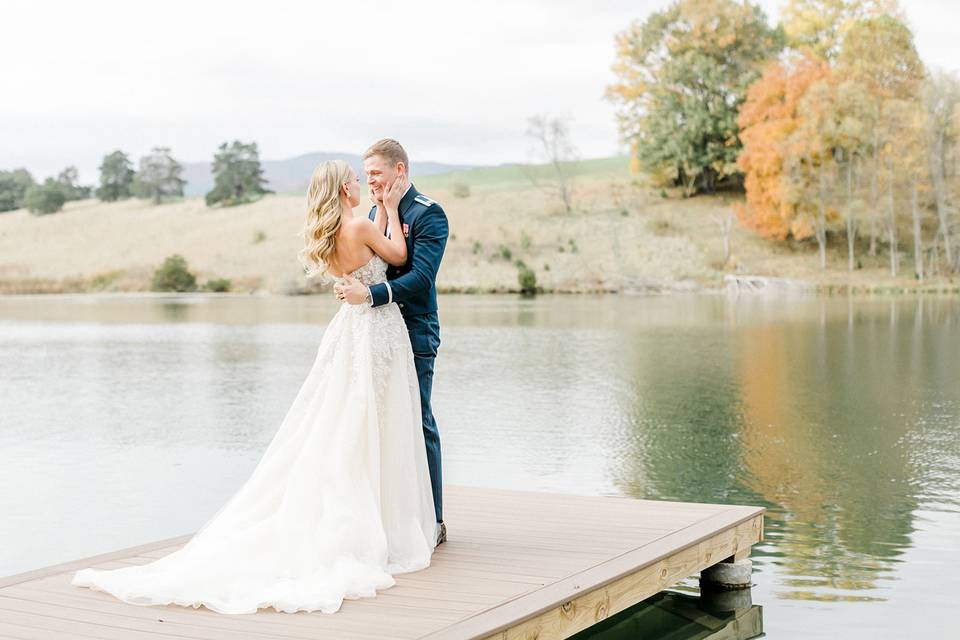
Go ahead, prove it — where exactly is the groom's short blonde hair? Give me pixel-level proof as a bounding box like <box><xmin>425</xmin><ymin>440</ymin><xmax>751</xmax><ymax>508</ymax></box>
<box><xmin>363</xmin><ymin>138</ymin><xmax>408</xmax><ymax>170</ymax></box>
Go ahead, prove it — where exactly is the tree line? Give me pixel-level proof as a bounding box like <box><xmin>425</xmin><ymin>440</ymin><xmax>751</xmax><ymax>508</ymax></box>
<box><xmin>0</xmin><ymin>141</ymin><xmax>270</xmax><ymax>215</ymax></box>
<box><xmin>608</xmin><ymin>0</ymin><xmax>960</xmax><ymax>277</ymax></box>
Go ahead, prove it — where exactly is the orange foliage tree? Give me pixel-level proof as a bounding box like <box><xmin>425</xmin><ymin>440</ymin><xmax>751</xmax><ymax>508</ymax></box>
<box><xmin>735</xmin><ymin>55</ymin><xmax>830</xmax><ymax>241</ymax></box>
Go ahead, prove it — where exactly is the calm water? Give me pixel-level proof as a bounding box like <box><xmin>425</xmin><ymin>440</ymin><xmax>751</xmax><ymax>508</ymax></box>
<box><xmin>1</xmin><ymin>292</ymin><xmax>958</xmax><ymax>638</ymax></box>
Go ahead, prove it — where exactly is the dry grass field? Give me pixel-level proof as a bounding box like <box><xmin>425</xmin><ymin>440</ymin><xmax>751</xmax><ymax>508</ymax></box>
<box><xmin>1</xmin><ymin>157</ymin><xmax>957</xmax><ymax>295</ymax></box>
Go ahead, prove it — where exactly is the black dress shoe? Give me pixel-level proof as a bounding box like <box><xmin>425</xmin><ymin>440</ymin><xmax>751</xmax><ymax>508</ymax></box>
<box><xmin>436</xmin><ymin>521</ymin><xmax>447</xmax><ymax>546</ymax></box>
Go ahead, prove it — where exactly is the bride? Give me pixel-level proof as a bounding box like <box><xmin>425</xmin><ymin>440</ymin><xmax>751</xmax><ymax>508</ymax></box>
<box><xmin>71</xmin><ymin>159</ymin><xmax>440</xmax><ymax>614</ymax></box>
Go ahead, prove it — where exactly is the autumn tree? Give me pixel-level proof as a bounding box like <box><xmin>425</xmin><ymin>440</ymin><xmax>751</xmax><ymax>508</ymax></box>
<box><xmin>607</xmin><ymin>0</ymin><xmax>783</xmax><ymax>197</ymax></box>
<box><xmin>781</xmin><ymin>0</ymin><xmax>900</xmax><ymax>60</ymax></box>
<box><xmin>877</xmin><ymin>98</ymin><xmax>931</xmax><ymax>278</ymax></box>
<box><xmin>837</xmin><ymin>14</ymin><xmax>925</xmax><ymax>275</ymax></box>
<box><xmin>923</xmin><ymin>70</ymin><xmax>960</xmax><ymax>272</ymax></box>
<box><xmin>809</xmin><ymin>76</ymin><xmax>876</xmax><ymax>270</ymax></box>
<box><xmin>783</xmin><ymin>77</ymin><xmax>844</xmax><ymax>268</ymax></box>
<box><xmin>736</xmin><ymin>55</ymin><xmax>830</xmax><ymax>241</ymax></box>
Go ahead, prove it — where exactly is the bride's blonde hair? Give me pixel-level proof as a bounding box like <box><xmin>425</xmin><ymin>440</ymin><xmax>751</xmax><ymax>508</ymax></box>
<box><xmin>298</xmin><ymin>160</ymin><xmax>353</xmax><ymax>277</ymax></box>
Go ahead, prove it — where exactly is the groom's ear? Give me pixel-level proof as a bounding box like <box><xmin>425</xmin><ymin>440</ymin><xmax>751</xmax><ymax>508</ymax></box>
<box><xmin>396</xmin><ymin>162</ymin><xmax>407</xmax><ymax>177</ymax></box>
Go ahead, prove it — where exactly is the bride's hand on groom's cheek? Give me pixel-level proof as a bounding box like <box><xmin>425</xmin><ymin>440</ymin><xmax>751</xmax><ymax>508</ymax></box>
<box><xmin>384</xmin><ymin>174</ymin><xmax>407</xmax><ymax>209</ymax></box>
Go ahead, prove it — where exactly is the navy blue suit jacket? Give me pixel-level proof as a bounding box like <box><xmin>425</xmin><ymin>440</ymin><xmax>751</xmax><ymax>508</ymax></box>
<box><xmin>368</xmin><ymin>183</ymin><xmax>448</xmax><ymax>318</ymax></box>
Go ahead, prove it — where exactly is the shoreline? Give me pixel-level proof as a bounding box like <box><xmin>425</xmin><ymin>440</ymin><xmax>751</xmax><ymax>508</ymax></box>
<box><xmin>1</xmin><ymin>276</ymin><xmax>957</xmax><ymax>297</ymax></box>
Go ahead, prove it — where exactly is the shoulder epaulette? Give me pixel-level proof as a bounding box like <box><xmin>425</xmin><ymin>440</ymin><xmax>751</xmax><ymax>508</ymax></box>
<box><xmin>413</xmin><ymin>194</ymin><xmax>436</xmax><ymax>207</ymax></box>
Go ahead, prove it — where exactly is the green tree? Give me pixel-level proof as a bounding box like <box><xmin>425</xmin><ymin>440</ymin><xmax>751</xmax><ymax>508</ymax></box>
<box><xmin>607</xmin><ymin>0</ymin><xmax>783</xmax><ymax>196</ymax></box>
<box><xmin>134</xmin><ymin>147</ymin><xmax>186</xmax><ymax>204</ymax></box>
<box><xmin>205</xmin><ymin>140</ymin><xmax>270</xmax><ymax>207</ymax></box>
<box><xmin>0</xmin><ymin>168</ymin><xmax>35</xmax><ymax>212</ymax></box>
<box><xmin>96</xmin><ymin>150</ymin><xmax>136</xmax><ymax>202</ymax></box>
<box><xmin>22</xmin><ymin>178</ymin><xmax>67</xmax><ymax>215</ymax></box>
<box><xmin>55</xmin><ymin>166</ymin><xmax>91</xmax><ymax>201</ymax></box>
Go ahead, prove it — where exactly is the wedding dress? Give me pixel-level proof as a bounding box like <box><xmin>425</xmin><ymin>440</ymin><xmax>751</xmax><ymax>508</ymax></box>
<box><xmin>72</xmin><ymin>253</ymin><xmax>439</xmax><ymax>614</ymax></box>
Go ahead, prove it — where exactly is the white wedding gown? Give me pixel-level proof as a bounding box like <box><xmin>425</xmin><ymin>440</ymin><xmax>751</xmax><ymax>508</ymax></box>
<box><xmin>72</xmin><ymin>254</ymin><xmax>439</xmax><ymax>614</ymax></box>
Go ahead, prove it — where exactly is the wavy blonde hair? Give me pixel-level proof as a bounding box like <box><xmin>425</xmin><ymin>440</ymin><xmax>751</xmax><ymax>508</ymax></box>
<box><xmin>298</xmin><ymin>159</ymin><xmax>353</xmax><ymax>277</ymax></box>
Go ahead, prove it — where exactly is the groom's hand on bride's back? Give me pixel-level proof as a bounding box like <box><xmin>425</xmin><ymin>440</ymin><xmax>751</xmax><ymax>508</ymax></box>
<box><xmin>334</xmin><ymin>275</ymin><xmax>370</xmax><ymax>305</ymax></box>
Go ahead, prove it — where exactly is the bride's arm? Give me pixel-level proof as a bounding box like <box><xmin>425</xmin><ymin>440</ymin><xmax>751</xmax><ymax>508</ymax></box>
<box><xmin>357</xmin><ymin>176</ymin><xmax>408</xmax><ymax>267</ymax></box>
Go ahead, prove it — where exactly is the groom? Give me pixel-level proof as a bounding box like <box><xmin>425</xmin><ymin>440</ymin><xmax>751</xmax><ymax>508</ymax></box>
<box><xmin>334</xmin><ymin>138</ymin><xmax>449</xmax><ymax>546</ymax></box>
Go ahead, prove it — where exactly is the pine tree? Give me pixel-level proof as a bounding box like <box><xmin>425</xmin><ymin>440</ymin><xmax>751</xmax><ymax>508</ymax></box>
<box><xmin>134</xmin><ymin>147</ymin><xmax>186</xmax><ymax>205</ymax></box>
<box><xmin>205</xmin><ymin>141</ymin><xmax>270</xmax><ymax>207</ymax></box>
<box><xmin>96</xmin><ymin>150</ymin><xmax>136</xmax><ymax>202</ymax></box>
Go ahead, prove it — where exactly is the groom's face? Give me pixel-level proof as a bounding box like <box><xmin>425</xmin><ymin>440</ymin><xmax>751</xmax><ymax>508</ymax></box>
<box><xmin>363</xmin><ymin>155</ymin><xmax>404</xmax><ymax>201</ymax></box>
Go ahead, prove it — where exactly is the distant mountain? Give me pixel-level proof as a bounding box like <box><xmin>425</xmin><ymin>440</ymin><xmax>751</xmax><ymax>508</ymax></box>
<box><xmin>180</xmin><ymin>151</ymin><xmax>476</xmax><ymax>197</ymax></box>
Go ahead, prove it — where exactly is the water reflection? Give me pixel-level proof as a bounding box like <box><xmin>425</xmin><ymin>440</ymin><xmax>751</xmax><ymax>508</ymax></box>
<box><xmin>606</xmin><ymin>295</ymin><xmax>960</xmax><ymax>605</ymax></box>
<box><xmin>572</xmin><ymin>590</ymin><xmax>763</xmax><ymax>640</ymax></box>
<box><xmin>1</xmin><ymin>293</ymin><xmax>958</xmax><ymax>636</ymax></box>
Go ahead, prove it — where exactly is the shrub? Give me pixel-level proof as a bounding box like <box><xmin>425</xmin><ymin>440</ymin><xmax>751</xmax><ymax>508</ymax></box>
<box><xmin>202</xmin><ymin>278</ymin><xmax>232</xmax><ymax>292</ymax></box>
<box><xmin>89</xmin><ymin>270</ymin><xmax>125</xmax><ymax>290</ymax></box>
<box><xmin>520</xmin><ymin>232</ymin><xmax>532</xmax><ymax>250</ymax></box>
<box><xmin>151</xmin><ymin>254</ymin><xmax>197</xmax><ymax>292</ymax></box>
<box><xmin>499</xmin><ymin>245</ymin><xmax>512</xmax><ymax>261</ymax></box>
<box><xmin>23</xmin><ymin>179</ymin><xmax>66</xmax><ymax>215</ymax></box>
<box><xmin>452</xmin><ymin>182</ymin><xmax>471</xmax><ymax>198</ymax></box>
<box><xmin>253</xmin><ymin>230</ymin><xmax>267</xmax><ymax>244</ymax></box>
<box><xmin>472</xmin><ymin>240</ymin><xmax>482</xmax><ymax>255</ymax></box>
<box><xmin>648</xmin><ymin>217</ymin><xmax>675</xmax><ymax>236</ymax></box>
<box><xmin>518</xmin><ymin>264</ymin><xmax>537</xmax><ymax>295</ymax></box>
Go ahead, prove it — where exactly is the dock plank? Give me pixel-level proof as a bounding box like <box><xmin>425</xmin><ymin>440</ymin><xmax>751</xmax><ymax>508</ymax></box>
<box><xmin>0</xmin><ymin>485</ymin><xmax>764</xmax><ymax>640</ymax></box>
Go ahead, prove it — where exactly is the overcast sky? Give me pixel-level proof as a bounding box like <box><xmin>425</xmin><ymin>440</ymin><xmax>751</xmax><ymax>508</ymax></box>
<box><xmin>3</xmin><ymin>0</ymin><xmax>958</xmax><ymax>182</ymax></box>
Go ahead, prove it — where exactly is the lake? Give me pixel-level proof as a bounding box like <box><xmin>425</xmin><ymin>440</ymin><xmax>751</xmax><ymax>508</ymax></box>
<box><xmin>1</xmin><ymin>292</ymin><xmax>957</xmax><ymax>638</ymax></box>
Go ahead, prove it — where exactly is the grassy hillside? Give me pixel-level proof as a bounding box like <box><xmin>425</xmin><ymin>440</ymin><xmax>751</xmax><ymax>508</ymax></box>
<box><xmin>1</xmin><ymin>156</ymin><xmax>957</xmax><ymax>295</ymax></box>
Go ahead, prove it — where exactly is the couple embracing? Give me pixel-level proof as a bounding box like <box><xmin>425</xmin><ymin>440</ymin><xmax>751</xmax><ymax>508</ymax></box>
<box><xmin>72</xmin><ymin>138</ymin><xmax>451</xmax><ymax>615</ymax></box>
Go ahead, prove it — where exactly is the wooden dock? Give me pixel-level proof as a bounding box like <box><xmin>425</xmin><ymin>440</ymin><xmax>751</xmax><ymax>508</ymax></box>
<box><xmin>0</xmin><ymin>485</ymin><xmax>764</xmax><ymax>640</ymax></box>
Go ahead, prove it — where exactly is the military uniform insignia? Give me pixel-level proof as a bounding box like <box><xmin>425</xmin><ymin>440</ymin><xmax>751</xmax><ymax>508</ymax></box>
<box><xmin>413</xmin><ymin>194</ymin><xmax>435</xmax><ymax>207</ymax></box>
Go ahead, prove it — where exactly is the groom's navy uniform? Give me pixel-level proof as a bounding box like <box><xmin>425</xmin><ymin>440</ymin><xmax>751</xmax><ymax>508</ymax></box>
<box><xmin>368</xmin><ymin>183</ymin><xmax>448</xmax><ymax>523</ymax></box>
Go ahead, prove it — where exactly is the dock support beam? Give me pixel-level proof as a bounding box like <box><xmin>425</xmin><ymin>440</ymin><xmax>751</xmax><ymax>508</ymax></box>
<box><xmin>700</xmin><ymin>547</ymin><xmax>752</xmax><ymax>590</ymax></box>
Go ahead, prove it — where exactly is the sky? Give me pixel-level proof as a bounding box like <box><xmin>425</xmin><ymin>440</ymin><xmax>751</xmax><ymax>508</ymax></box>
<box><xmin>3</xmin><ymin>0</ymin><xmax>959</xmax><ymax>182</ymax></box>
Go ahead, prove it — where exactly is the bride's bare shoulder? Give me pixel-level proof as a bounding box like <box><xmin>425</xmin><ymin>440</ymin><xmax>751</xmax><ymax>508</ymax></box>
<box><xmin>341</xmin><ymin>216</ymin><xmax>379</xmax><ymax>240</ymax></box>
<box><xmin>341</xmin><ymin>216</ymin><xmax>376</xmax><ymax>233</ymax></box>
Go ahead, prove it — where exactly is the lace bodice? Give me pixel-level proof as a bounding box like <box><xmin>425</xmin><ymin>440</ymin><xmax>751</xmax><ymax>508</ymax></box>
<box><xmin>330</xmin><ymin>254</ymin><xmax>388</xmax><ymax>287</ymax></box>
